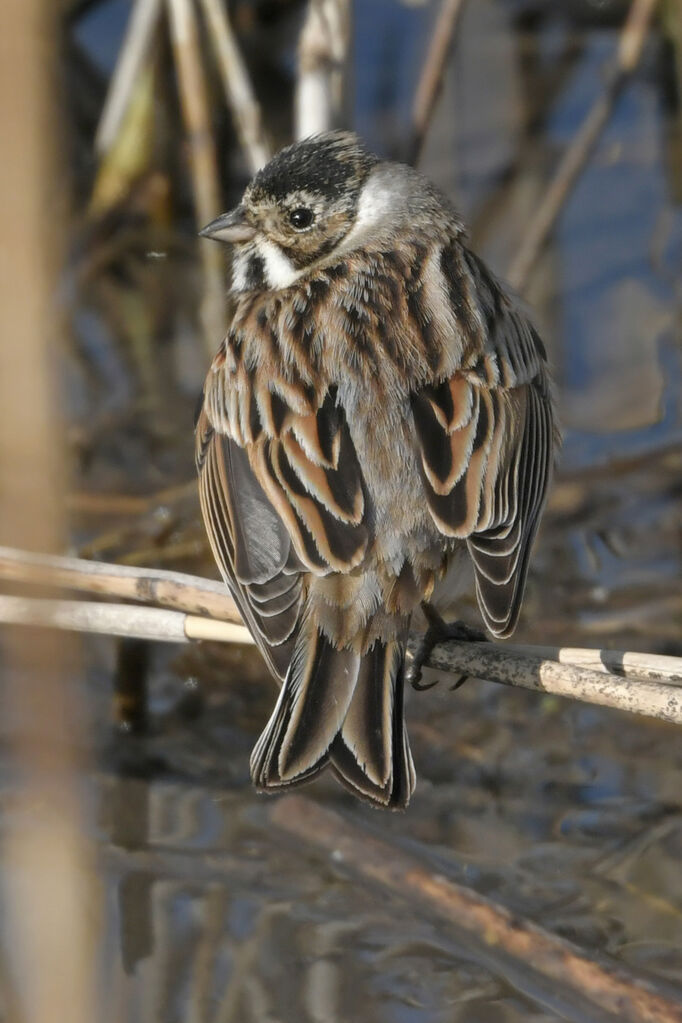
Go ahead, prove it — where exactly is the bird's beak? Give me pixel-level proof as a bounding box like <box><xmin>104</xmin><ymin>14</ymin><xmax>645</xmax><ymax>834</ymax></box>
<box><xmin>199</xmin><ymin>205</ymin><xmax>257</xmax><ymax>244</ymax></box>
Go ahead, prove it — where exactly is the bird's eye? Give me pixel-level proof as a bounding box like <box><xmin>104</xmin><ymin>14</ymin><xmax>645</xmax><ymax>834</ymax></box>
<box><xmin>289</xmin><ymin>207</ymin><xmax>314</xmax><ymax>230</ymax></box>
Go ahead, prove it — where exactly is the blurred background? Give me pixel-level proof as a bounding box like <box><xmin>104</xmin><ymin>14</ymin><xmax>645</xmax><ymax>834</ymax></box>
<box><xmin>0</xmin><ymin>0</ymin><xmax>681</xmax><ymax>1020</ymax></box>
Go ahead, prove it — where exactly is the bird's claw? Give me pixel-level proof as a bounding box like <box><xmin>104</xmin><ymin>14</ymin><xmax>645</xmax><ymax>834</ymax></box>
<box><xmin>409</xmin><ymin>608</ymin><xmax>488</xmax><ymax>692</ymax></box>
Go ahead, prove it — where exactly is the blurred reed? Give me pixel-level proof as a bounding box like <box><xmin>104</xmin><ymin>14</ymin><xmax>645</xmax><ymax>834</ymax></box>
<box><xmin>0</xmin><ymin>2</ymin><xmax>99</xmax><ymax>1020</ymax></box>
<box><xmin>295</xmin><ymin>0</ymin><xmax>352</xmax><ymax>139</ymax></box>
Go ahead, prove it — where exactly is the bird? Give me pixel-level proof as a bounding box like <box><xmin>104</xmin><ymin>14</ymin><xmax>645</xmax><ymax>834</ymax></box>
<box><xmin>196</xmin><ymin>131</ymin><xmax>556</xmax><ymax>809</ymax></box>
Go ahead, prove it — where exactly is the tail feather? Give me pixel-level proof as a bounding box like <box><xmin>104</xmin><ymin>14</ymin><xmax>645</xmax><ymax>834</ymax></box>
<box><xmin>330</xmin><ymin>640</ymin><xmax>415</xmax><ymax>808</ymax></box>
<box><xmin>250</xmin><ymin>627</ymin><xmax>415</xmax><ymax>808</ymax></box>
<box><xmin>250</xmin><ymin>627</ymin><xmax>359</xmax><ymax>789</ymax></box>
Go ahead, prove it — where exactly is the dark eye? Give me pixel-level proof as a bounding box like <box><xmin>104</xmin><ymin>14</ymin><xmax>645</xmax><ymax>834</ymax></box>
<box><xmin>289</xmin><ymin>207</ymin><xmax>314</xmax><ymax>230</ymax></box>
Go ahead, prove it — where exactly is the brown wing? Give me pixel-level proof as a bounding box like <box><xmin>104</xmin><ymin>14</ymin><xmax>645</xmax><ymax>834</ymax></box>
<box><xmin>196</xmin><ymin>406</ymin><xmax>301</xmax><ymax>681</ymax></box>
<box><xmin>246</xmin><ymin>387</ymin><xmax>370</xmax><ymax>576</ymax></box>
<box><xmin>411</xmin><ymin>250</ymin><xmax>555</xmax><ymax>637</ymax></box>
<box><xmin>196</xmin><ymin>378</ymin><xmax>371</xmax><ymax>681</ymax></box>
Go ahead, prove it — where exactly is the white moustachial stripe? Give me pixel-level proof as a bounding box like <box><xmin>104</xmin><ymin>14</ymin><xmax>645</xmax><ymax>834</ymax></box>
<box><xmin>257</xmin><ymin>237</ymin><xmax>304</xmax><ymax>290</ymax></box>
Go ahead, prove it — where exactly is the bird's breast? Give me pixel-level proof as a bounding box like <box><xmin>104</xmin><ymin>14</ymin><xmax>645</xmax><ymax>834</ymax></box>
<box><xmin>337</xmin><ymin>378</ymin><xmax>437</xmax><ymax>572</ymax></box>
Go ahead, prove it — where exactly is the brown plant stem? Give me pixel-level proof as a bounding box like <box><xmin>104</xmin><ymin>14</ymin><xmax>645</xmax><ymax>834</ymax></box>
<box><xmin>409</xmin><ymin>0</ymin><xmax>467</xmax><ymax>165</ymax></box>
<box><xmin>270</xmin><ymin>796</ymin><xmax>682</xmax><ymax>1023</ymax></box>
<box><xmin>0</xmin><ymin>545</ymin><xmax>240</xmax><ymax>622</ymax></box>
<box><xmin>95</xmin><ymin>0</ymin><xmax>163</xmax><ymax>155</ymax></box>
<box><xmin>166</xmin><ymin>0</ymin><xmax>226</xmax><ymax>356</ymax></box>
<box><xmin>66</xmin><ymin>480</ymin><xmax>197</xmax><ymax>518</ymax></box>
<box><xmin>198</xmin><ymin>0</ymin><xmax>271</xmax><ymax>172</ymax></box>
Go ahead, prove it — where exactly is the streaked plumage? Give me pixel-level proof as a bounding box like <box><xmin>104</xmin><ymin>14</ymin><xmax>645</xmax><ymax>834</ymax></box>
<box><xmin>197</xmin><ymin>132</ymin><xmax>556</xmax><ymax>808</ymax></box>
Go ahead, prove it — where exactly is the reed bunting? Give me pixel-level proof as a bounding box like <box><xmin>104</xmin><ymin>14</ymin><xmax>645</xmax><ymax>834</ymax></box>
<box><xmin>196</xmin><ymin>132</ymin><xmax>556</xmax><ymax>808</ymax></box>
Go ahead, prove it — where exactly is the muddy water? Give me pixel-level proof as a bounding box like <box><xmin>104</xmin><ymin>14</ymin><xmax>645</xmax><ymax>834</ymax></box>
<box><xmin>5</xmin><ymin>2</ymin><xmax>682</xmax><ymax>1020</ymax></box>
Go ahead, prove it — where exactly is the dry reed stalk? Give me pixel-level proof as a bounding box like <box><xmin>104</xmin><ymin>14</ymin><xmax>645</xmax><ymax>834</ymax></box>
<box><xmin>0</xmin><ymin>545</ymin><xmax>241</xmax><ymax>622</ymax></box>
<box><xmin>271</xmin><ymin>796</ymin><xmax>682</xmax><ymax>1023</ymax></box>
<box><xmin>198</xmin><ymin>0</ymin><xmax>271</xmax><ymax>172</ymax></box>
<box><xmin>295</xmin><ymin>0</ymin><xmax>351</xmax><ymax>139</ymax></box>
<box><xmin>1</xmin><ymin>547</ymin><xmax>681</xmax><ymax>724</ymax></box>
<box><xmin>498</xmin><ymin>642</ymin><xmax>682</xmax><ymax>686</ymax></box>
<box><xmin>95</xmin><ymin>0</ymin><xmax>163</xmax><ymax>155</ymax></box>
<box><xmin>166</xmin><ymin>0</ymin><xmax>226</xmax><ymax>355</ymax></box>
<box><xmin>0</xmin><ymin>595</ymin><xmax>251</xmax><ymax>645</ymax></box>
<box><xmin>412</xmin><ymin>638</ymin><xmax>682</xmax><ymax>724</ymax></box>
<box><xmin>91</xmin><ymin>61</ymin><xmax>158</xmax><ymax>215</ymax></box>
<box><xmin>409</xmin><ymin>0</ymin><xmax>467</xmax><ymax>164</ymax></box>
<box><xmin>508</xmin><ymin>0</ymin><xmax>659</xmax><ymax>292</ymax></box>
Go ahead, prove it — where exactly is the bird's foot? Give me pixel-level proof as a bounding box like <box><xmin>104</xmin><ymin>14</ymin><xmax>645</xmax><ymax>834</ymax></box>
<box><xmin>409</xmin><ymin>605</ymin><xmax>487</xmax><ymax>691</ymax></box>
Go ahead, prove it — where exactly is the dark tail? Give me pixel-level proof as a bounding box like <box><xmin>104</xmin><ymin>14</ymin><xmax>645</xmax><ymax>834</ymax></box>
<box><xmin>250</xmin><ymin>626</ymin><xmax>415</xmax><ymax>809</ymax></box>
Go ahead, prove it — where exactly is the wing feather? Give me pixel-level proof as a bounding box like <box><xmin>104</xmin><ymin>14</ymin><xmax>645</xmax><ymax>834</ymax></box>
<box><xmin>197</xmin><ymin>407</ymin><xmax>301</xmax><ymax>679</ymax></box>
<box><xmin>197</xmin><ymin>364</ymin><xmax>373</xmax><ymax>681</ymax></box>
<box><xmin>412</xmin><ymin>248</ymin><xmax>555</xmax><ymax>637</ymax></box>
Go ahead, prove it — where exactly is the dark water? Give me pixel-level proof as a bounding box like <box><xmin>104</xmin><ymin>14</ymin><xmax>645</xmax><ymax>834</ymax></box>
<box><xmin>8</xmin><ymin>1</ymin><xmax>682</xmax><ymax>1020</ymax></box>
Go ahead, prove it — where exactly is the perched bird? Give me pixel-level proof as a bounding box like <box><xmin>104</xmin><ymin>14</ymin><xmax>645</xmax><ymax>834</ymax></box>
<box><xmin>196</xmin><ymin>132</ymin><xmax>556</xmax><ymax>809</ymax></box>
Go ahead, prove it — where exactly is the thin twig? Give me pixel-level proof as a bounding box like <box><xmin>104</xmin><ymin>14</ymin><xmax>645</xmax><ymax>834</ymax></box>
<box><xmin>95</xmin><ymin>0</ymin><xmax>163</xmax><ymax>154</ymax></box>
<box><xmin>270</xmin><ymin>797</ymin><xmax>682</xmax><ymax>1023</ymax></box>
<box><xmin>198</xmin><ymin>0</ymin><xmax>270</xmax><ymax>173</ymax></box>
<box><xmin>408</xmin><ymin>0</ymin><xmax>467</xmax><ymax>165</ymax></box>
<box><xmin>295</xmin><ymin>0</ymin><xmax>351</xmax><ymax>139</ymax></box>
<box><xmin>166</xmin><ymin>0</ymin><xmax>226</xmax><ymax>355</ymax></box>
<box><xmin>507</xmin><ymin>0</ymin><xmax>659</xmax><ymax>292</ymax></box>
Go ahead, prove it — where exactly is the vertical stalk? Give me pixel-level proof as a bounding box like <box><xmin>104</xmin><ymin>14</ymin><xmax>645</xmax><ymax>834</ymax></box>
<box><xmin>0</xmin><ymin>1</ymin><xmax>98</xmax><ymax>1021</ymax></box>
<box><xmin>198</xmin><ymin>0</ymin><xmax>271</xmax><ymax>172</ymax></box>
<box><xmin>507</xmin><ymin>0</ymin><xmax>660</xmax><ymax>292</ymax></box>
<box><xmin>409</xmin><ymin>0</ymin><xmax>467</xmax><ymax>165</ymax></box>
<box><xmin>167</xmin><ymin>0</ymin><xmax>226</xmax><ymax>356</ymax></box>
<box><xmin>295</xmin><ymin>0</ymin><xmax>351</xmax><ymax>139</ymax></box>
<box><xmin>95</xmin><ymin>0</ymin><xmax>164</xmax><ymax>155</ymax></box>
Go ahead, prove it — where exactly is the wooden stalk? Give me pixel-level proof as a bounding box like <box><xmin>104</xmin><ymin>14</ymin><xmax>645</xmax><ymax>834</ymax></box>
<box><xmin>95</xmin><ymin>0</ymin><xmax>163</xmax><ymax>155</ymax></box>
<box><xmin>295</xmin><ymin>0</ymin><xmax>351</xmax><ymax>139</ymax></box>
<box><xmin>409</xmin><ymin>0</ymin><xmax>467</xmax><ymax>164</ymax></box>
<box><xmin>198</xmin><ymin>0</ymin><xmax>271</xmax><ymax>172</ymax></box>
<box><xmin>1</xmin><ymin>547</ymin><xmax>681</xmax><ymax>725</ymax></box>
<box><xmin>166</xmin><ymin>0</ymin><xmax>226</xmax><ymax>355</ymax></box>
<box><xmin>507</xmin><ymin>0</ymin><xmax>660</xmax><ymax>292</ymax></box>
<box><xmin>271</xmin><ymin>796</ymin><xmax>682</xmax><ymax>1023</ymax></box>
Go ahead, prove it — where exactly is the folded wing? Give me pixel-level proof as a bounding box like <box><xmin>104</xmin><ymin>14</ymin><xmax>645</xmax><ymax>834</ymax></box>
<box><xmin>411</xmin><ymin>250</ymin><xmax>555</xmax><ymax>637</ymax></box>
<box><xmin>196</xmin><ymin>378</ymin><xmax>371</xmax><ymax>681</ymax></box>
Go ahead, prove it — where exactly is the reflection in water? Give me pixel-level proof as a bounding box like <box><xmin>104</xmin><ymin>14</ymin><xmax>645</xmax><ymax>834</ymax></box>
<box><xmin>3</xmin><ymin>2</ymin><xmax>682</xmax><ymax>1021</ymax></box>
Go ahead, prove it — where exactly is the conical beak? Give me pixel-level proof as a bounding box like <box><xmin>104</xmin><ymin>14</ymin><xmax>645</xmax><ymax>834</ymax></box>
<box><xmin>199</xmin><ymin>205</ymin><xmax>257</xmax><ymax>244</ymax></box>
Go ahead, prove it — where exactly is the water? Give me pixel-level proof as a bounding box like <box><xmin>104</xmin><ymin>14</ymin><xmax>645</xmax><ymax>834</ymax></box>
<box><xmin>4</xmin><ymin>1</ymin><xmax>682</xmax><ymax>1019</ymax></box>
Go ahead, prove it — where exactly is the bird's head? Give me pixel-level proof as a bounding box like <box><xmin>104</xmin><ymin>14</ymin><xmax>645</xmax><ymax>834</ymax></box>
<box><xmin>200</xmin><ymin>132</ymin><xmax>379</xmax><ymax>291</ymax></box>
